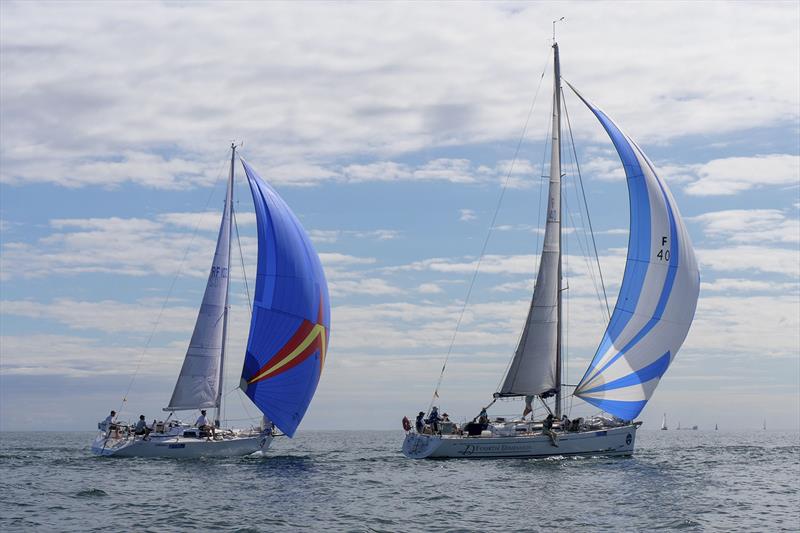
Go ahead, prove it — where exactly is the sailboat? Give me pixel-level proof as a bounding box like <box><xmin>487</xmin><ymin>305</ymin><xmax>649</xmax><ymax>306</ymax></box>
<box><xmin>403</xmin><ymin>39</ymin><xmax>699</xmax><ymax>459</ymax></box>
<box><xmin>661</xmin><ymin>414</ymin><xmax>668</xmax><ymax>431</ymax></box>
<box><xmin>91</xmin><ymin>145</ymin><xmax>330</xmax><ymax>457</ymax></box>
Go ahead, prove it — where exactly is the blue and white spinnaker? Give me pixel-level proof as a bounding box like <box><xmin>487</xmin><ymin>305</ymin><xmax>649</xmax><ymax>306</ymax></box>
<box><xmin>569</xmin><ymin>82</ymin><xmax>700</xmax><ymax>420</ymax></box>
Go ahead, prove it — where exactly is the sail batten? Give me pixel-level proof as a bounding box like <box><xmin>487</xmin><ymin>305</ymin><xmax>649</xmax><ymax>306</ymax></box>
<box><xmin>568</xmin><ymin>82</ymin><xmax>699</xmax><ymax>420</ymax></box>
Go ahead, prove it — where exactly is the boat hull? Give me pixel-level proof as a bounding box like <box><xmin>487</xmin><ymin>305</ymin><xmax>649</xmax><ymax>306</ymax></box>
<box><xmin>91</xmin><ymin>432</ymin><xmax>272</xmax><ymax>458</ymax></box>
<box><xmin>402</xmin><ymin>424</ymin><xmax>637</xmax><ymax>459</ymax></box>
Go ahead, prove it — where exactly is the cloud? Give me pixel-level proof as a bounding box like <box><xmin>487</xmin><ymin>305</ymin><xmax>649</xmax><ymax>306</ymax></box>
<box><xmin>2</xmin><ymin>298</ymin><xmax>196</xmax><ymax>334</ymax></box>
<box><xmin>417</xmin><ymin>283</ymin><xmax>444</xmax><ymax>294</ymax></box>
<box><xmin>318</xmin><ymin>252</ymin><xmax>376</xmax><ymax>266</ymax></box>
<box><xmin>692</xmin><ymin>209</ymin><xmax>800</xmax><ymax>244</ymax></box>
<box><xmin>339</xmin><ymin>158</ymin><xmax>482</xmax><ymax>184</ymax></box>
<box><xmin>700</xmin><ymin>278</ymin><xmax>798</xmax><ymax>294</ymax></box>
<box><xmin>392</xmin><ymin>254</ymin><xmax>538</xmax><ymax>275</ymax></box>
<box><xmin>459</xmin><ymin>209</ymin><xmax>476</xmax><ymax>222</ymax></box>
<box><xmin>328</xmin><ymin>278</ymin><xmax>403</xmax><ymax>297</ymax></box>
<box><xmin>0</xmin><ymin>334</ymin><xmax>178</xmax><ymax>377</ymax></box>
<box><xmin>688</xmin><ymin>295</ymin><xmax>800</xmax><ymax>357</ymax></box>
<box><xmin>0</xmin><ymin>213</ymin><xmax>378</xmax><ymax>282</ymax></box>
<box><xmin>581</xmin><ymin>153</ymin><xmax>626</xmax><ymax>182</ymax></box>
<box><xmin>1</xmin><ymin>215</ymin><xmax>216</xmax><ymax>279</ymax></box>
<box><xmin>697</xmin><ymin>245</ymin><xmax>800</xmax><ymax>278</ymax></box>
<box><xmin>309</xmin><ymin>228</ymin><xmax>400</xmax><ymax>244</ymax></box>
<box><xmin>0</xmin><ymin>150</ymin><xmax>225</xmax><ymax>190</ymax></box>
<box><xmin>2</xmin><ymin>3</ymin><xmax>797</xmax><ymax>189</ymax></box>
<box><xmin>158</xmin><ymin>211</ymin><xmax>256</xmax><ymax>232</ymax></box>
<box><xmin>684</xmin><ymin>154</ymin><xmax>800</xmax><ymax>196</ymax></box>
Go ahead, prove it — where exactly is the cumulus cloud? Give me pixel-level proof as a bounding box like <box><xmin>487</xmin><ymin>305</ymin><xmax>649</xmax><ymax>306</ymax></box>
<box><xmin>684</xmin><ymin>154</ymin><xmax>800</xmax><ymax>196</ymax></box>
<box><xmin>459</xmin><ymin>209</ymin><xmax>477</xmax><ymax>222</ymax></box>
<box><xmin>2</xmin><ymin>3</ymin><xmax>797</xmax><ymax>189</ymax></box>
<box><xmin>697</xmin><ymin>246</ymin><xmax>800</xmax><ymax>278</ymax></box>
<box><xmin>692</xmin><ymin>209</ymin><xmax>800</xmax><ymax>244</ymax></box>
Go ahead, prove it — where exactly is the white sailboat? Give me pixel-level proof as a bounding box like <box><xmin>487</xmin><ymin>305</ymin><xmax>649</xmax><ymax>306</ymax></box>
<box><xmin>661</xmin><ymin>413</ymin><xmax>668</xmax><ymax>431</ymax></box>
<box><xmin>92</xmin><ymin>145</ymin><xmax>331</xmax><ymax>457</ymax></box>
<box><xmin>403</xmin><ymin>38</ymin><xmax>699</xmax><ymax>459</ymax></box>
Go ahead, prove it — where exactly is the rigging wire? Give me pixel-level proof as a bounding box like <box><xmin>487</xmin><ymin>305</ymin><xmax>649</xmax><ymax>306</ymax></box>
<box><xmin>117</xmin><ymin>149</ymin><xmax>231</xmax><ymax>416</ymax></box>
<box><xmin>562</xmin><ymin>92</ymin><xmax>611</xmax><ymax>319</ymax></box>
<box><xmin>428</xmin><ymin>52</ymin><xmax>551</xmax><ymax>413</ymax></box>
<box><xmin>222</xmin><ymin>198</ymin><xmax>259</xmax><ymax>426</ymax></box>
<box><xmin>233</xmin><ymin>207</ymin><xmax>253</xmax><ymax>318</ymax></box>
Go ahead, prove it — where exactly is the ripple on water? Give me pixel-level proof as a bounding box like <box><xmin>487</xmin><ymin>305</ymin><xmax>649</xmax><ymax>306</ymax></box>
<box><xmin>74</xmin><ymin>489</ymin><xmax>108</xmax><ymax>498</ymax></box>
<box><xmin>0</xmin><ymin>430</ymin><xmax>798</xmax><ymax>532</ymax></box>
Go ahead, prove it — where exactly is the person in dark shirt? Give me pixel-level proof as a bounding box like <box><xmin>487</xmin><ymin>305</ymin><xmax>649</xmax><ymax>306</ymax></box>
<box><xmin>428</xmin><ymin>407</ymin><xmax>442</xmax><ymax>434</ymax></box>
<box><xmin>134</xmin><ymin>415</ymin><xmax>151</xmax><ymax>440</ymax></box>
<box><xmin>415</xmin><ymin>411</ymin><xmax>425</xmax><ymax>433</ymax></box>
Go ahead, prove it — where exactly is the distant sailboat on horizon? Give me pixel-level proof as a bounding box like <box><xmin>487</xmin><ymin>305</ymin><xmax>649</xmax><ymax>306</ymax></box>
<box><xmin>661</xmin><ymin>413</ymin><xmax>668</xmax><ymax>431</ymax></box>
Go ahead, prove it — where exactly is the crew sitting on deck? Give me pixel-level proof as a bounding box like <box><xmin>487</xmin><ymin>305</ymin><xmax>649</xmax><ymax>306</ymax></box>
<box><xmin>427</xmin><ymin>407</ymin><xmax>442</xmax><ymax>434</ymax></box>
<box><xmin>195</xmin><ymin>409</ymin><xmax>216</xmax><ymax>440</ymax></box>
<box><xmin>134</xmin><ymin>415</ymin><xmax>151</xmax><ymax>440</ymax></box>
<box><xmin>478</xmin><ymin>407</ymin><xmax>489</xmax><ymax>425</ymax></box>
<box><xmin>102</xmin><ymin>410</ymin><xmax>120</xmax><ymax>438</ymax></box>
<box><xmin>543</xmin><ymin>414</ymin><xmax>558</xmax><ymax>446</ymax></box>
<box><xmin>415</xmin><ymin>411</ymin><xmax>425</xmax><ymax>433</ymax></box>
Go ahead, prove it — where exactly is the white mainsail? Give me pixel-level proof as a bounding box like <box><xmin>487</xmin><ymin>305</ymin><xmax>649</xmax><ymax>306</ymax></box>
<box><xmin>498</xmin><ymin>43</ymin><xmax>562</xmax><ymax>399</ymax></box>
<box><xmin>165</xmin><ymin>154</ymin><xmax>234</xmax><ymax>412</ymax></box>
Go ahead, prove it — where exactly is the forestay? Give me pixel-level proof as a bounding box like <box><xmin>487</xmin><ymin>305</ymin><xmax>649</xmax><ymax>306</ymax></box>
<box><xmin>239</xmin><ymin>160</ymin><xmax>330</xmax><ymax>438</ymax></box>
<box><xmin>166</xmin><ymin>166</ymin><xmax>233</xmax><ymax>411</ymax></box>
<box><xmin>569</xmin><ymin>83</ymin><xmax>700</xmax><ymax>420</ymax></box>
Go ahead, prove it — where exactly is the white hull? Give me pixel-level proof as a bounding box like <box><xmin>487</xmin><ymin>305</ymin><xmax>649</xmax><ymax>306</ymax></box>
<box><xmin>402</xmin><ymin>424</ymin><xmax>637</xmax><ymax>459</ymax></box>
<box><xmin>91</xmin><ymin>432</ymin><xmax>272</xmax><ymax>458</ymax></box>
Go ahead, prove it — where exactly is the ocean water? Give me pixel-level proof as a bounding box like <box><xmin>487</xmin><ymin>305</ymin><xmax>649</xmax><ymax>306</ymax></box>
<box><xmin>1</xmin><ymin>430</ymin><xmax>798</xmax><ymax>532</ymax></box>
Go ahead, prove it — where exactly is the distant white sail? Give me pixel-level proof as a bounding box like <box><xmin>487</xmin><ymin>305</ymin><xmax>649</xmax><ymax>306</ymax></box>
<box><xmin>569</xmin><ymin>83</ymin><xmax>700</xmax><ymax>420</ymax></box>
<box><xmin>165</xmin><ymin>169</ymin><xmax>233</xmax><ymax>411</ymax></box>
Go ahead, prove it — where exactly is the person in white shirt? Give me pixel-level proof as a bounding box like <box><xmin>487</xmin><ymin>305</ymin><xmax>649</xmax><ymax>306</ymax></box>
<box><xmin>195</xmin><ymin>409</ymin><xmax>216</xmax><ymax>439</ymax></box>
<box><xmin>101</xmin><ymin>410</ymin><xmax>119</xmax><ymax>438</ymax></box>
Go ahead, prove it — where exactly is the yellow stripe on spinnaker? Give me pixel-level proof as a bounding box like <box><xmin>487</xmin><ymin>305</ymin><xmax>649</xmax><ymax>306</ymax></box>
<box><xmin>248</xmin><ymin>324</ymin><xmax>326</xmax><ymax>384</ymax></box>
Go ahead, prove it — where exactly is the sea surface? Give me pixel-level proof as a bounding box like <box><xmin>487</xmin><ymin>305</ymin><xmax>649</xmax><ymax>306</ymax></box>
<box><xmin>1</xmin><ymin>430</ymin><xmax>798</xmax><ymax>532</ymax></box>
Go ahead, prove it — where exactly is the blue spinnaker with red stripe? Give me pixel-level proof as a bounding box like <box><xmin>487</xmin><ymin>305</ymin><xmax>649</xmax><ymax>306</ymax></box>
<box><xmin>568</xmin><ymin>83</ymin><xmax>699</xmax><ymax>421</ymax></box>
<box><xmin>239</xmin><ymin>159</ymin><xmax>330</xmax><ymax>437</ymax></box>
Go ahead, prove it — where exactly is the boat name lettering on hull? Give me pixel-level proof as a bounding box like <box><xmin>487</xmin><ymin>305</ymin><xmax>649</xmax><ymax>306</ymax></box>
<box><xmin>460</xmin><ymin>442</ymin><xmax>545</xmax><ymax>456</ymax></box>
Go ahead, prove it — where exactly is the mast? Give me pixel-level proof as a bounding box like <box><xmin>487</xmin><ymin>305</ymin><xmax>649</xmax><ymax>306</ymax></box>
<box><xmin>552</xmin><ymin>42</ymin><xmax>563</xmax><ymax>419</ymax></box>
<box><xmin>214</xmin><ymin>143</ymin><xmax>235</xmax><ymax>428</ymax></box>
<box><xmin>496</xmin><ymin>41</ymin><xmax>563</xmax><ymax>402</ymax></box>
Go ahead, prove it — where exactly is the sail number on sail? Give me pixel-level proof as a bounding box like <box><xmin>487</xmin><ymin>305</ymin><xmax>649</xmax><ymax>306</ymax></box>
<box><xmin>656</xmin><ymin>236</ymin><xmax>670</xmax><ymax>261</ymax></box>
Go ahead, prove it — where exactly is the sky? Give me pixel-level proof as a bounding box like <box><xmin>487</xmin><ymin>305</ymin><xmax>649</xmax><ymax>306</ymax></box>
<box><xmin>1</xmin><ymin>1</ymin><xmax>798</xmax><ymax>433</ymax></box>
